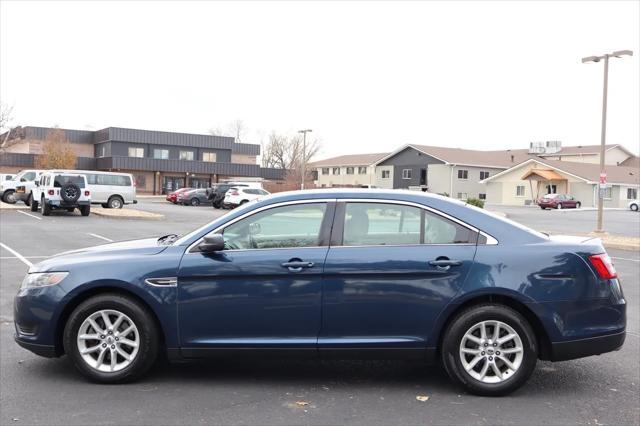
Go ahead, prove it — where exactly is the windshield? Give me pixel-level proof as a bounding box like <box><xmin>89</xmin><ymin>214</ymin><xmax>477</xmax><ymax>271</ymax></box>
<box><xmin>543</xmin><ymin>194</ymin><xmax>559</xmax><ymax>199</ymax></box>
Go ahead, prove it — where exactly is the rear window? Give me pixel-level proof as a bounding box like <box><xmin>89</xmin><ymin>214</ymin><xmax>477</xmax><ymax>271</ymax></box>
<box><xmin>54</xmin><ymin>175</ymin><xmax>85</xmax><ymax>188</ymax></box>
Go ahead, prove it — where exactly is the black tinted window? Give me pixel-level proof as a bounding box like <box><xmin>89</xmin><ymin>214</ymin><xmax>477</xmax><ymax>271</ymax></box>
<box><xmin>54</xmin><ymin>176</ymin><xmax>85</xmax><ymax>188</ymax></box>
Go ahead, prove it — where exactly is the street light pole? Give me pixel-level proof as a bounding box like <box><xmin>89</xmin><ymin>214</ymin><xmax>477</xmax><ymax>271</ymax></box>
<box><xmin>298</xmin><ymin>129</ymin><xmax>312</xmax><ymax>190</ymax></box>
<box><xmin>582</xmin><ymin>50</ymin><xmax>632</xmax><ymax>233</ymax></box>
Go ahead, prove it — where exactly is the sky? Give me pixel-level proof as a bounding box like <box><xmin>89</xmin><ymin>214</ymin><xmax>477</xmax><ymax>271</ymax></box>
<box><xmin>1</xmin><ymin>0</ymin><xmax>639</xmax><ymax>160</ymax></box>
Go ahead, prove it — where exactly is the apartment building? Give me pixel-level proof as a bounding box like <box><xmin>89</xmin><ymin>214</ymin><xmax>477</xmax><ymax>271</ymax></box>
<box><xmin>0</xmin><ymin>126</ymin><xmax>285</xmax><ymax>193</ymax></box>
<box><xmin>310</xmin><ymin>153</ymin><xmax>388</xmax><ymax>187</ymax></box>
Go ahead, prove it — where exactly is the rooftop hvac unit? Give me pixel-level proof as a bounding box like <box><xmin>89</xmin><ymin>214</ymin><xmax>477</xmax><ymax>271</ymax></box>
<box><xmin>529</xmin><ymin>141</ymin><xmax>562</xmax><ymax>154</ymax></box>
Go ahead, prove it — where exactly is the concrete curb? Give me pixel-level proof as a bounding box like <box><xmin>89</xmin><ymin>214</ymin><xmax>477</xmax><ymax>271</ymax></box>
<box><xmin>0</xmin><ymin>202</ymin><xmax>28</xmax><ymax>210</ymax></box>
<box><xmin>91</xmin><ymin>207</ymin><xmax>165</xmax><ymax>220</ymax></box>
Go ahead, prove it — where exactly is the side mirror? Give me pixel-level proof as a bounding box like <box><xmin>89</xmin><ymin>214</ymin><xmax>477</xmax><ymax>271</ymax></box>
<box><xmin>20</xmin><ymin>177</ymin><xmax>27</xmax><ymax>182</ymax></box>
<box><xmin>199</xmin><ymin>234</ymin><xmax>225</xmax><ymax>253</ymax></box>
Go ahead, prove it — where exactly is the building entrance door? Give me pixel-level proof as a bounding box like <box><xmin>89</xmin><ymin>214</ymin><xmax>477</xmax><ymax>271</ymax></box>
<box><xmin>162</xmin><ymin>176</ymin><xmax>185</xmax><ymax>194</ymax></box>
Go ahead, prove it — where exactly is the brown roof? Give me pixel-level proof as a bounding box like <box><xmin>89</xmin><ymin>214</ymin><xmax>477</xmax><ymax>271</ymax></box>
<box><xmin>538</xmin><ymin>144</ymin><xmax>619</xmax><ymax>156</ymax></box>
<box><xmin>620</xmin><ymin>156</ymin><xmax>640</xmax><ymax>169</ymax></box>
<box><xmin>310</xmin><ymin>152</ymin><xmax>389</xmax><ymax>167</ymax></box>
<box><xmin>407</xmin><ymin>144</ymin><xmax>532</xmax><ymax>168</ymax></box>
<box><xmin>521</xmin><ymin>169</ymin><xmax>564</xmax><ymax>181</ymax></box>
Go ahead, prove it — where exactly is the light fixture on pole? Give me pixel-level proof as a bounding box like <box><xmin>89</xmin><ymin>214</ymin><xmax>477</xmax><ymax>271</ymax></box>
<box><xmin>581</xmin><ymin>50</ymin><xmax>633</xmax><ymax>233</ymax></box>
<box><xmin>298</xmin><ymin>129</ymin><xmax>312</xmax><ymax>190</ymax></box>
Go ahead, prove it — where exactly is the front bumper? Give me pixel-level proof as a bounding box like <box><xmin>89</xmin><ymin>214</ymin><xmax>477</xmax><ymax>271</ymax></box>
<box><xmin>14</xmin><ymin>335</ymin><xmax>58</xmax><ymax>358</ymax></box>
<box><xmin>549</xmin><ymin>330</ymin><xmax>626</xmax><ymax>361</ymax></box>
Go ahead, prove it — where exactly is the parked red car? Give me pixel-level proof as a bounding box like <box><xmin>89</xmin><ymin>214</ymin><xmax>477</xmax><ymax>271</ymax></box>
<box><xmin>538</xmin><ymin>193</ymin><xmax>581</xmax><ymax>210</ymax></box>
<box><xmin>166</xmin><ymin>187</ymin><xmax>192</xmax><ymax>204</ymax></box>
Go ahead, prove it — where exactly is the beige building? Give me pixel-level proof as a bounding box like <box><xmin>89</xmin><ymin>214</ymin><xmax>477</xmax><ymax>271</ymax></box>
<box><xmin>481</xmin><ymin>158</ymin><xmax>639</xmax><ymax>208</ymax></box>
<box><xmin>310</xmin><ymin>153</ymin><xmax>388</xmax><ymax>188</ymax></box>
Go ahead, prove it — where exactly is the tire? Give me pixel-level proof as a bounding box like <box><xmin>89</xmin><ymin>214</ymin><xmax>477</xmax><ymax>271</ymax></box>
<box><xmin>101</xmin><ymin>203</ymin><xmax>109</xmax><ymax>208</ymax></box>
<box><xmin>2</xmin><ymin>190</ymin><xmax>17</xmax><ymax>204</ymax></box>
<box><xmin>40</xmin><ymin>197</ymin><xmax>51</xmax><ymax>216</ymax></box>
<box><xmin>575</xmin><ymin>202</ymin><xmax>581</xmax><ymax>209</ymax></box>
<box><xmin>631</xmin><ymin>203</ymin><xmax>639</xmax><ymax>212</ymax></box>
<box><xmin>556</xmin><ymin>203</ymin><xmax>562</xmax><ymax>210</ymax></box>
<box><xmin>30</xmin><ymin>199</ymin><xmax>39</xmax><ymax>212</ymax></box>
<box><xmin>190</xmin><ymin>198</ymin><xmax>200</xmax><ymax>206</ymax></box>
<box><xmin>25</xmin><ymin>193</ymin><xmax>32</xmax><ymax>207</ymax></box>
<box><xmin>441</xmin><ymin>304</ymin><xmax>538</xmax><ymax>396</ymax></box>
<box><xmin>61</xmin><ymin>183</ymin><xmax>81</xmax><ymax>203</ymax></box>
<box><xmin>62</xmin><ymin>293</ymin><xmax>159</xmax><ymax>383</ymax></box>
<box><xmin>539</xmin><ymin>206</ymin><xmax>545</xmax><ymax>210</ymax></box>
<box><xmin>107</xmin><ymin>196</ymin><xmax>124</xmax><ymax>209</ymax></box>
<box><xmin>80</xmin><ymin>205</ymin><xmax>91</xmax><ymax>216</ymax></box>
<box><xmin>67</xmin><ymin>208</ymin><xmax>76</xmax><ymax>213</ymax></box>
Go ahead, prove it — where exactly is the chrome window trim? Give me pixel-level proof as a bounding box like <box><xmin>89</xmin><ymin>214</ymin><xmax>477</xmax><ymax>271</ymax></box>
<box><xmin>336</xmin><ymin>198</ymin><xmax>499</xmax><ymax>246</ymax></box>
<box><xmin>144</xmin><ymin>277</ymin><xmax>178</xmax><ymax>287</ymax></box>
<box><xmin>186</xmin><ymin>199</ymin><xmax>337</xmax><ymax>254</ymax></box>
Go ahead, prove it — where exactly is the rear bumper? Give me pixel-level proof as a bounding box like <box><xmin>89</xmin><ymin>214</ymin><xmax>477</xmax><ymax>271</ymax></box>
<box><xmin>549</xmin><ymin>330</ymin><xmax>626</xmax><ymax>361</ymax></box>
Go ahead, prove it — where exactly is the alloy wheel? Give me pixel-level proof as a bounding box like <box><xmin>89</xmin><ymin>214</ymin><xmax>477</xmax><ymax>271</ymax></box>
<box><xmin>459</xmin><ymin>320</ymin><xmax>524</xmax><ymax>384</ymax></box>
<box><xmin>76</xmin><ymin>309</ymin><xmax>140</xmax><ymax>373</ymax></box>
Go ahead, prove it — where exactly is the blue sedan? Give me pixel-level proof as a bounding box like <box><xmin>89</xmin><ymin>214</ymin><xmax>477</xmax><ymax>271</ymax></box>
<box><xmin>14</xmin><ymin>190</ymin><xmax>626</xmax><ymax>395</ymax></box>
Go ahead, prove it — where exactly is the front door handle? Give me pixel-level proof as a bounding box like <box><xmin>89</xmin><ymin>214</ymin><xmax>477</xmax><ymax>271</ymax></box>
<box><xmin>281</xmin><ymin>261</ymin><xmax>315</xmax><ymax>272</ymax></box>
<box><xmin>428</xmin><ymin>259</ymin><xmax>462</xmax><ymax>270</ymax></box>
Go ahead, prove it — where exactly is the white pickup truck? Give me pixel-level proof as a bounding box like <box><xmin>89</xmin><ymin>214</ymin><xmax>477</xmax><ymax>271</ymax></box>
<box><xmin>30</xmin><ymin>172</ymin><xmax>91</xmax><ymax>216</ymax></box>
<box><xmin>0</xmin><ymin>169</ymin><xmax>42</xmax><ymax>204</ymax></box>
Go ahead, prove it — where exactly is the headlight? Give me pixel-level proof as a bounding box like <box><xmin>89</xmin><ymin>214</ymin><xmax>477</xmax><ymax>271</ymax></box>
<box><xmin>21</xmin><ymin>272</ymin><xmax>69</xmax><ymax>289</ymax></box>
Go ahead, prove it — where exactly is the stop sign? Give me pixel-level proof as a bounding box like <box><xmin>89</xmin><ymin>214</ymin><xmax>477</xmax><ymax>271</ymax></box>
<box><xmin>599</xmin><ymin>172</ymin><xmax>607</xmax><ymax>184</ymax></box>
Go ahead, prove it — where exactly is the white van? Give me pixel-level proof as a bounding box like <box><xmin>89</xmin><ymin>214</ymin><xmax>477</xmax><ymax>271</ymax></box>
<box><xmin>23</xmin><ymin>170</ymin><xmax>137</xmax><ymax>208</ymax></box>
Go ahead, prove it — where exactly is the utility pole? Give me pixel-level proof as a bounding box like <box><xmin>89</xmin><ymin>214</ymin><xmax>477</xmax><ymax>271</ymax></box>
<box><xmin>582</xmin><ymin>50</ymin><xmax>633</xmax><ymax>233</ymax></box>
<box><xmin>298</xmin><ymin>129</ymin><xmax>312</xmax><ymax>190</ymax></box>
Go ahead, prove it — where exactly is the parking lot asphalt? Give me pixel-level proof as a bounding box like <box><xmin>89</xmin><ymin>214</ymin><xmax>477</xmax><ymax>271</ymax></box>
<box><xmin>0</xmin><ymin>201</ymin><xmax>638</xmax><ymax>425</ymax></box>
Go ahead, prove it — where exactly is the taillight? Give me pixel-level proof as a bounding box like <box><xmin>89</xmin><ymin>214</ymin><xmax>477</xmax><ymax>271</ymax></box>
<box><xmin>229</xmin><ymin>190</ymin><xmax>239</xmax><ymax>196</ymax></box>
<box><xmin>84</xmin><ymin>191</ymin><xmax>90</xmax><ymax>196</ymax></box>
<box><xmin>588</xmin><ymin>253</ymin><xmax>617</xmax><ymax>280</ymax></box>
<box><xmin>48</xmin><ymin>189</ymin><xmax>54</xmax><ymax>195</ymax></box>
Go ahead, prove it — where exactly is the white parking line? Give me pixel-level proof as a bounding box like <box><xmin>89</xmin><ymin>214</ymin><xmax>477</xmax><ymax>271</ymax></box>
<box><xmin>88</xmin><ymin>233</ymin><xmax>114</xmax><ymax>243</ymax></box>
<box><xmin>611</xmin><ymin>256</ymin><xmax>640</xmax><ymax>263</ymax></box>
<box><xmin>16</xmin><ymin>210</ymin><xmax>42</xmax><ymax>220</ymax></box>
<box><xmin>0</xmin><ymin>242</ymin><xmax>33</xmax><ymax>268</ymax></box>
<box><xmin>0</xmin><ymin>256</ymin><xmax>48</xmax><ymax>260</ymax></box>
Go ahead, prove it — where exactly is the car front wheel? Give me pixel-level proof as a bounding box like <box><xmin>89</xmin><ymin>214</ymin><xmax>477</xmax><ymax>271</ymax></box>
<box><xmin>63</xmin><ymin>293</ymin><xmax>159</xmax><ymax>383</ymax></box>
<box><xmin>575</xmin><ymin>202</ymin><xmax>581</xmax><ymax>209</ymax></box>
<box><xmin>441</xmin><ymin>304</ymin><xmax>537</xmax><ymax>396</ymax></box>
<box><xmin>631</xmin><ymin>203</ymin><xmax>639</xmax><ymax>212</ymax></box>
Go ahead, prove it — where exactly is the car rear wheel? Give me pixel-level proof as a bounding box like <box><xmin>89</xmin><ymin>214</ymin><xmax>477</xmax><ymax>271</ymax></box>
<box><xmin>63</xmin><ymin>293</ymin><xmax>159</xmax><ymax>383</ymax></box>
<box><xmin>40</xmin><ymin>197</ymin><xmax>51</xmax><ymax>216</ymax></box>
<box><xmin>575</xmin><ymin>202</ymin><xmax>581</xmax><ymax>209</ymax></box>
<box><xmin>30</xmin><ymin>199</ymin><xmax>39</xmax><ymax>212</ymax></box>
<box><xmin>441</xmin><ymin>304</ymin><xmax>537</xmax><ymax>396</ymax></box>
<box><xmin>107</xmin><ymin>196</ymin><xmax>124</xmax><ymax>209</ymax></box>
<box><xmin>25</xmin><ymin>193</ymin><xmax>32</xmax><ymax>206</ymax></box>
<box><xmin>631</xmin><ymin>203</ymin><xmax>639</xmax><ymax>212</ymax></box>
<box><xmin>556</xmin><ymin>203</ymin><xmax>562</xmax><ymax>209</ymax></box>
<box><xmin>190</xmin><ymin>198</ymin><xmax>200</xmax><ymax>206</ymax></box>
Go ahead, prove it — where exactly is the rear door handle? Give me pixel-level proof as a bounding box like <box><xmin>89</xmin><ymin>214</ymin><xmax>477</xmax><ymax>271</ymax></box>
<box><xmin>428</xmin><ymin>259</ymin><xmax>462</xmax><ymax>268</ymax></box>
<box><xmin>281</xmin><ymin>261</ymin><xmax>315</xmax><ymax>271</ymax></box>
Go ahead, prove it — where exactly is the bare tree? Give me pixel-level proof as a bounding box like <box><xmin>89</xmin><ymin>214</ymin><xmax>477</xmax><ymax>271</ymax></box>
<box><xmin>36</xmin><ymin>127</ymin><xmax>77</xmax><ymax>169</ymax></box>
<box><xmin>0</xmin><ymin>103</ymin><xmax>13</xmax><ymax>132</ymax></box>
<box><xmin>209</xmin><ymin>119</ymin><xmax>247</xmax><ymax>143</ymax></box>
<box><xmin>261</xmin><ymin>131</ymin><xmax>321</xmax><ymax>177</ymax></box>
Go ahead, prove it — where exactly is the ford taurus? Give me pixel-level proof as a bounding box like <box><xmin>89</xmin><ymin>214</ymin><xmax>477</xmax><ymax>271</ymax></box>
<box><xmin>14</xmin><ymin>190</ymin><xmax>626</xmax><ymax>395</ymax></box>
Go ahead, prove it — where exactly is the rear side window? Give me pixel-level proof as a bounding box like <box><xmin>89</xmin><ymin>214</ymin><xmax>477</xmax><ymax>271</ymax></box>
<box><xmin>54</xmin><ymin>175</ymin><xmax>85</xmax><ymax>188</ymax></box>
<box><xmin>95</xmin><ymin>174</ymin><xmax>132</xmax><ymax>186</ymax></box>
<box><xmin>341</xmin><ymin>202</ymin><xmax>476</xmax><ymax>246</ymax></box>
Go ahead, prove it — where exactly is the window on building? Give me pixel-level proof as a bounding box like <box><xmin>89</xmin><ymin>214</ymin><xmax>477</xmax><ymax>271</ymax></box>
<box><xmin>516</xmin><ymin>185</ymin><xmax>525</xmax><ymax>197</ymax></box>
<box><xmin>602</xmin><ymin>187</ymin><xmax>612</xmax><ymax>200</ymax></box>
<box><xmin>457</xmin><ymin>169</ymin><xmax>469</xmax><ymax>180</ymax></box>
<box><xmin>346</xmin><ymin>167</ymin><xmax>355</xmax><ymax>175</ymax></box>
<box><xmin>179</xmin><ymin>151</ymin><xmax>194</xmax><ymax>161</ymax></box>
<box><xmin>457</xmin><ymin>192</ymin><xmax>468</xmax><ymax>200</ymax></box>
<box><xmin>358</xmin><ymin>166</ymin><xmax>367</xmax><ymax>174</ymax></box>
<box><xmin>322</xmin><ymin>168</ymin><xmax>330</xmax><ymax>175</ymax></box>
<box><xmin>332</xmin><ymin>167</ymin><xmax>340</xmax><ymax>175</ymax></box>
<box><xmin>480</xmin><ymin>171</ymin><xmax>490</xmax><ymax>180</ymax></box>
<box><xmin>153</xmin><ymin>149</ymin><xmax>169</xmax><ymax>160</ymax></box>
<box><xmin>402</xmin><ymin>169</ymin><xmax>412</xmax><ymax>179</ymax></box>
<box><xmin>202</xmin><ymin>152</ymin><xmax>217</xmax><ymax>162</ymax></box>
<box><xmin>381</xmin><ymin>170</ymin><xmax>390</xmax><ymax>179</ymax></box>
<box><xmin>627</xmin><ymin>188</ymin><xmax>638</xmax><ymax>200</ymax></box>
<box><xmin>478</xmin><ymin>193</ymin><xmax>486</xmax><ymax>200</ymax></box>
<box><xmin>128</xmin><ymin>147</ymin><xmax>144</xmax><ymax>158</ymax></box>
<box><xmin>98</xmin><ymin>145</ymin><xmax>107</xmax><ymax>158</ymax></box>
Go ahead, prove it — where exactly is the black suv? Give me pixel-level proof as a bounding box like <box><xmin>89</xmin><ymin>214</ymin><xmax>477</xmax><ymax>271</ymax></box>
<box><xmin>208</xmin><ymin>183</ymin><xmax>249</xmax><ymax>208</ymax></box>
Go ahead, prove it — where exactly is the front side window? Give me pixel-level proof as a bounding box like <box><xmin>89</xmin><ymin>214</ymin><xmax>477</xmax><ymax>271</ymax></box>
<box><xmin>342</xmin><ymin>202</ymin><xmax>476</xmax><ymax>246</ymax></box>
<box><xmin>358</xmin><ymin>166</ymin><xmax>367</xmax><ymax>174</ymax></box>
<box><xmin>221</xmin><ymin>203</ymin><xmax>327</xmax><ymax>250</ymax></box>
<box><xmin>627</xmin><ymin>188</ymin><xmax>637</xmax><ymax>200</ymax></box>
<box><xmin>346</xmin><ymin>167</ymin><xmax>354</xmax><ymax>175</ymax></box>
<box><xmin>203</xmin><ymin>152</ymin><xmax>217</xmax><ymax>162</ymax></box>
<box><xmin>322</xmin><ymin>168</ymin><xmax>330</xmax><ymax>175</ymax></box>
<box><xmin>332</xmin><ymin>167</ymin><xmax>340</xmax><ymax>175</ymax></box>
<box><xmin>457</xmin><ymin>169</ymin><xmax>469</xmax><ymax>180</ymax></box>
<box><xmin>128</xmin><ymin>147</ymin><xmax>144</xmax><ymax>158</ymax></box>
<box><xmin>154</xmin><ymin>149</ymin><xmax>169</xmax><ymax>160</ymax></box>
<box><xmin>402</xmin><ymin>169</ymin><xmax>412</xmax><ymax>179</ymax></box>
<box><xmin>516</xmin><ymin>185</ymin><xmax>525</xmax><ymax>197</ymax></box>
<box><xmin>180</xmin><ymin>151</ymin><xmax>194</xmax><ymax>161</ymax></box>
